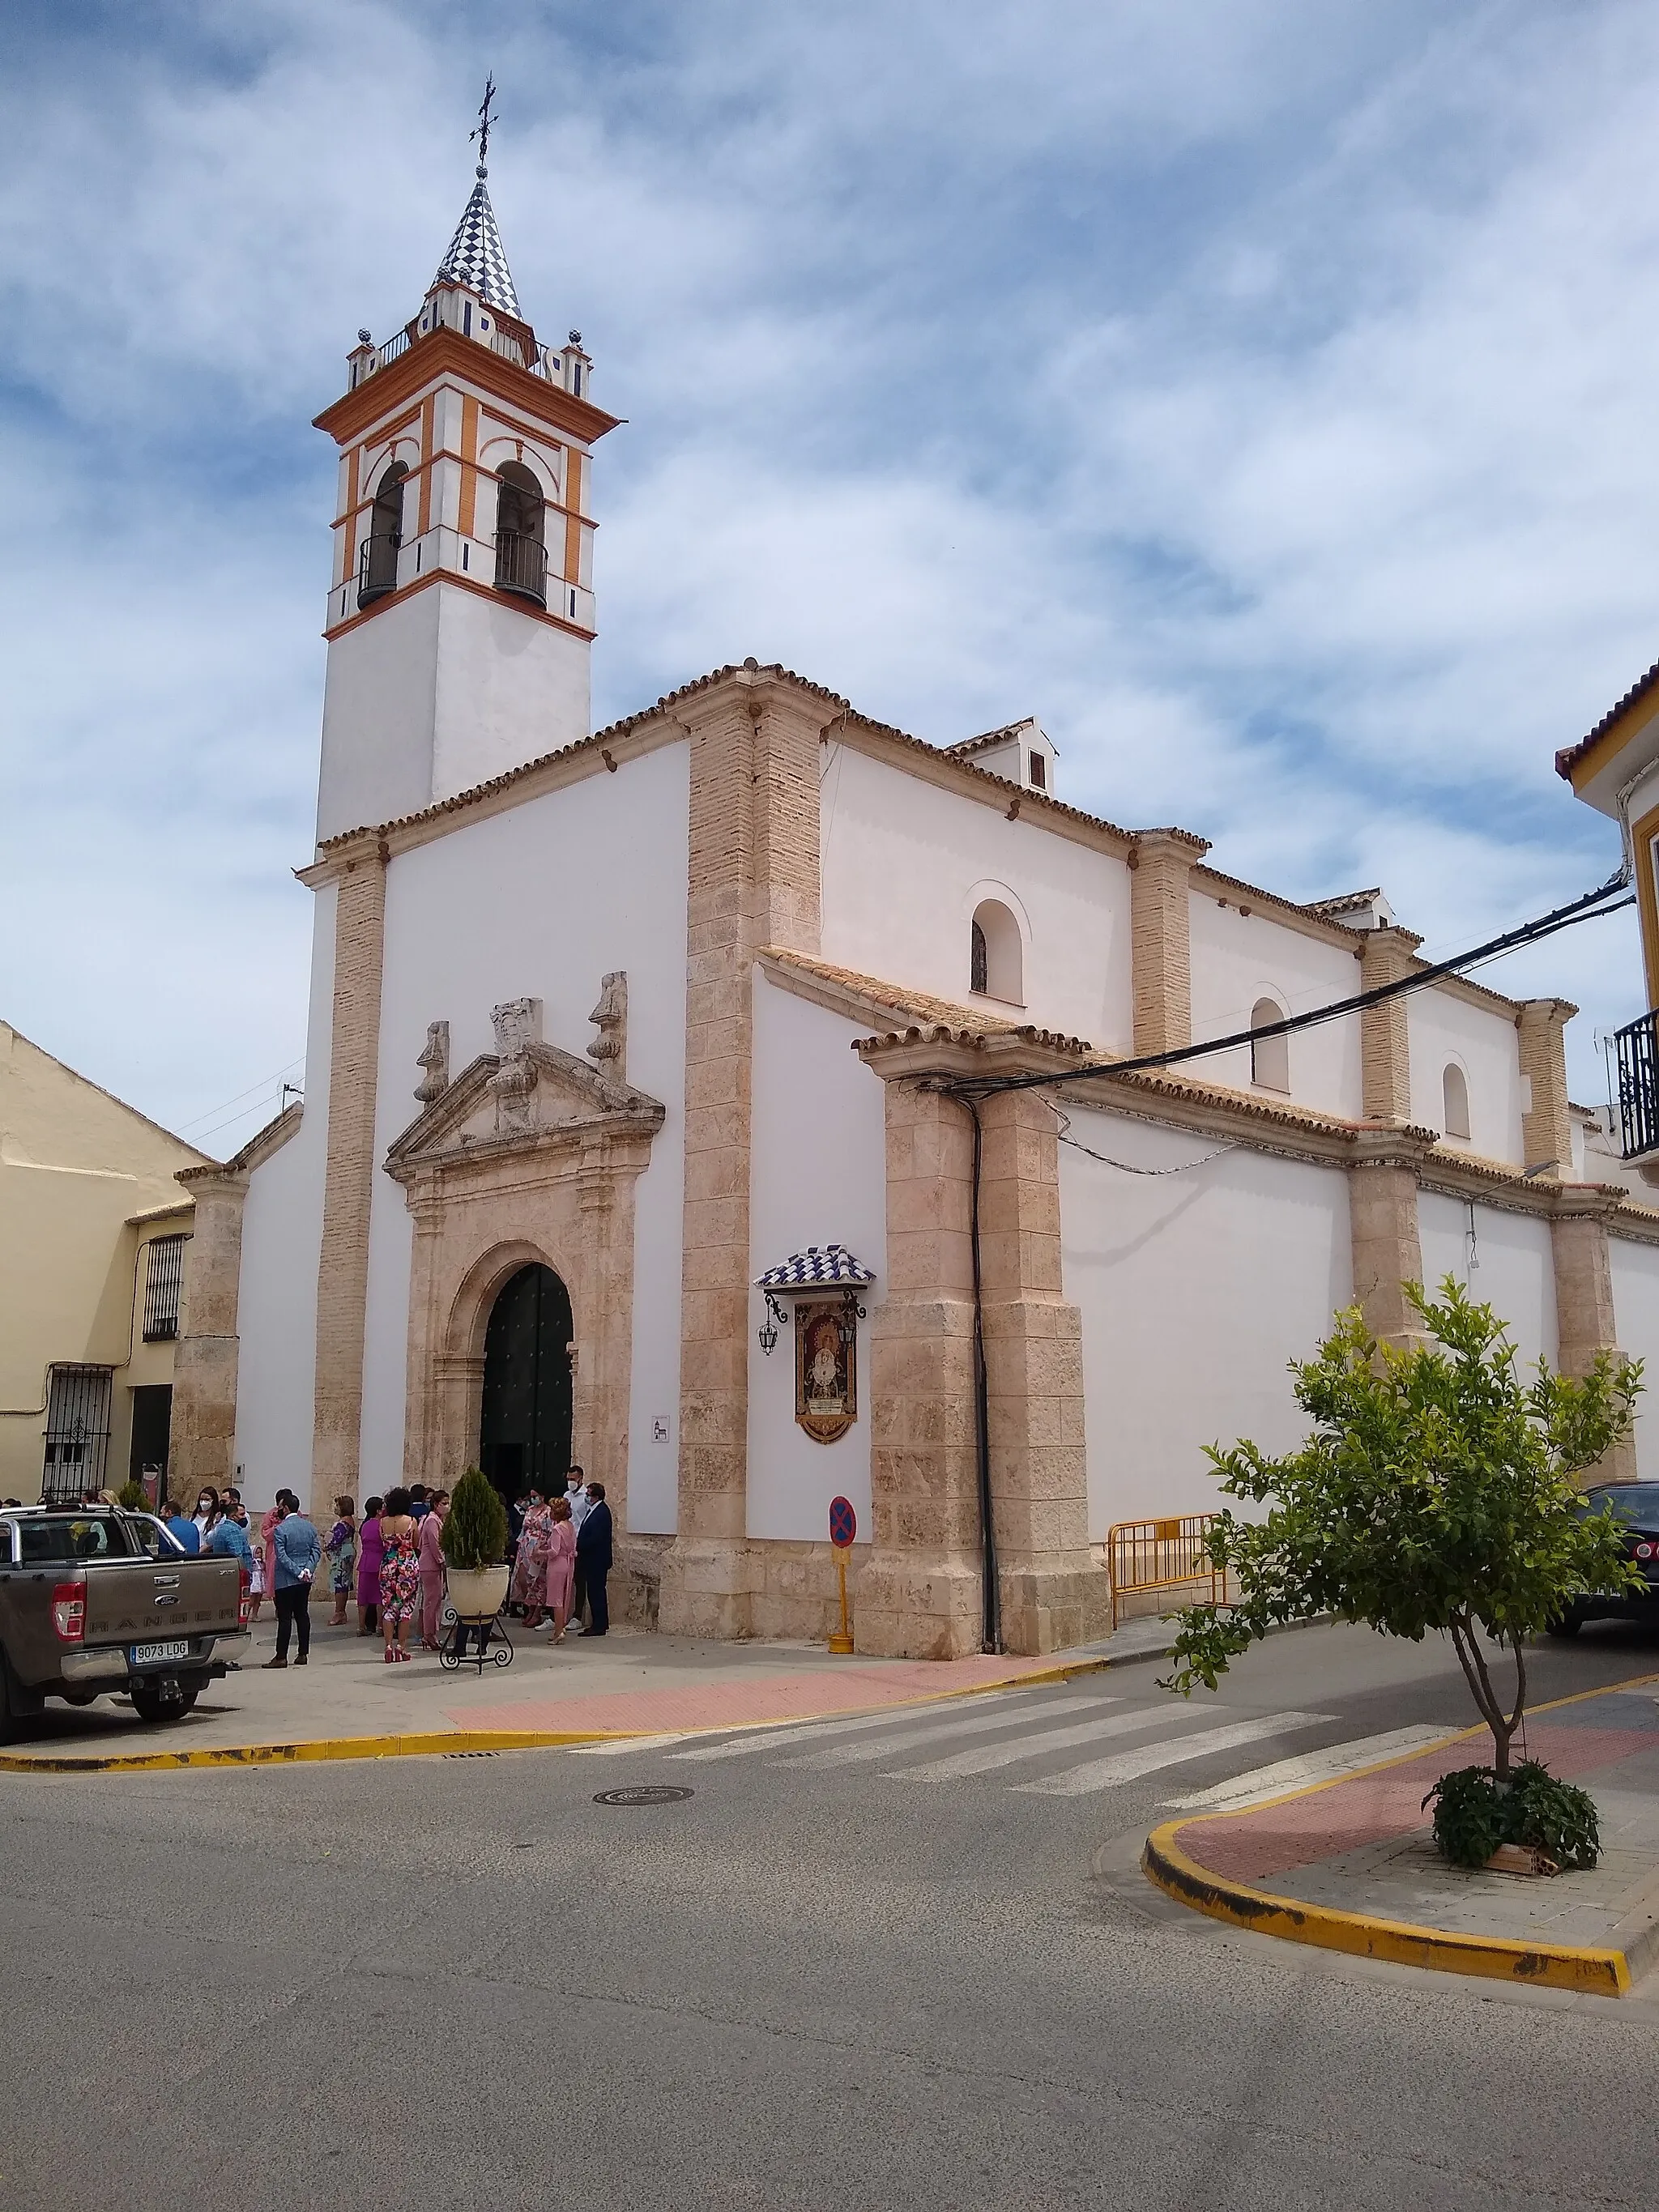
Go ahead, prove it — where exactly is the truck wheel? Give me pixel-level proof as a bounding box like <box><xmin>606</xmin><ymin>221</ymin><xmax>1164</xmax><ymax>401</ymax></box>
<box><xmin>1546</xmin><ymin>1609</ymin><xmax>1584</xmax><ymax>1639</ymax></box>
<box><xmin>0</xmin><ymin>1654</ymin><xmax>19</xmax><ymax>1745</ymax></box>
<box><xmin>130</xmin><ymin>1682</ymin><xmax>200</xmax><ymax>1726</ymax></box>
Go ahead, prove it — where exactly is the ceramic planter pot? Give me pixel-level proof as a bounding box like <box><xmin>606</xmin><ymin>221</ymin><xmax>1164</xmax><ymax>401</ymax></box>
<box><xmin>446</xmin><ymin>1565</ymin><xmax>510</xmax><ymax>1622</ymax></box>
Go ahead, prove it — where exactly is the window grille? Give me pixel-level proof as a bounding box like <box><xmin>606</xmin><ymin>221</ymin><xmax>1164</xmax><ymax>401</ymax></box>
<box><xmin>970</xmin><ymin>919</ymin><xmax>988</xmax><ymax>995</ymax></box>
<box><xmin>143</xmin><ymin>1233</ymin><xmax>186</xmax><ymax>1342</ymax></box>
<box><xmin>41</xmin><ymin>1366</ymin><xmax>113</xmax><ymax>1502</ymax></box>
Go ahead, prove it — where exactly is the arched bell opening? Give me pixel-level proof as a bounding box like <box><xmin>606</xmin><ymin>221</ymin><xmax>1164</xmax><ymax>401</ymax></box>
<box><xmin>358</xmin><ymin>460</ymin><xmax>407</xmax><ymax>609</ymax></box>
<box><xmin>478</xmin><ymin>1261</ymin><xmax>573</xmax><ymax>1510</ymax></box>
<box><xmin>494</xmin><ymin>459</ymin><xmax>548</xmax><ymax>607</ymax></box>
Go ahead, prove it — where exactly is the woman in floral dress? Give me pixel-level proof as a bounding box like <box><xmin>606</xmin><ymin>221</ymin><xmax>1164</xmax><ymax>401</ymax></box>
<box><xmin>510</xmin><ymin>1490</ymin><xmax>552</xmax><ymax>1623</ymax></box>
<box><xmin>377</xmin><ymin>1487</ymin><xmax>420</xmax><ymax>1663</ymax></box>
<box><xmin>326</xmin><ymin>1497</ymin><xmax>357</xmax><ymax>1626</ymax></box>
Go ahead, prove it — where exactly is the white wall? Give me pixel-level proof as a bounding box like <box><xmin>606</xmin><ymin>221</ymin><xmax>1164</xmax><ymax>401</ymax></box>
<box><xmin>1186</xmin><ymin>893</ymin><xmax>1364</xmax><ymax>1119</ymax></box>
<box><xmin>819</xmin><ymin>744</ymin><xmax>1134</xmax><ymax>1049</ymax></box>
<box><xmin>745</xmin><ymin>977</ymin><xmax>888</xmax><ymax>1542</ymax></box>
<box><xmin>317</xmin><ymin>586</ymin><xmax>442</xmax><ymax>842</ymax></box>
<box><xmin>1060</xmin><ymin>1105</ymin><xmax>1352</xmax><ymax>1536</ymax></box>
<box><xmin>1610</xmin><ymin>1238</ymin><xmax>1659</xmax><ymax>1479</ymax></box>
<box><xmin>233</xmin><ymin>883</ymin><xmax>336</xmax><ymax>1510</ymax></box>
<box><xmin>1418</xmin><ymin>1191</ymin><xmax>1557</xmax><ymax>1371</ymax></box>
<box><xmin>429</xmin><ymin>583</ymin><xmax>591</xmax><ymax>805</ymax></box>
<box><xmin>357</xmin><ymin>739</ymin><xmax>690</xmax><ymax>1530</ymax></box>
<box><xmin>1409</xmin><ymin>991</ymin><xmax>1525</xmax><ymax>1166</ymax></box>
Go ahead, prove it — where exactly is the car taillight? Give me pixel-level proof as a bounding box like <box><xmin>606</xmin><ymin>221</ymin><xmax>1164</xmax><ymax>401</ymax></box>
<box><xmin>51</xmin><ymin>1583</ymin><xmax>85</xmax><ymax>1643</ymax></box>
<box><xmin>238</xmin><ymin>1568</ymin><xmax>252</xmax><ymax>1626</ymax></box>
<box><xmin>1637</xmin><ymin>1542</ymin><xmax>1654</xmax><ymax>1561</ymax></box>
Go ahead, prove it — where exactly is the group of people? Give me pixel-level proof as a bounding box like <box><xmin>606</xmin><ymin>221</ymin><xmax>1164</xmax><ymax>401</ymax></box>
<box><xmin>158</xmin><ymin>1469</ymin><xmax>612</xmax><ymax>1666</ymax></box>
<box><xmin>505</xmin><ymin>1470</ymin><xmax>613</xmax><ymax>1642</ymax></box>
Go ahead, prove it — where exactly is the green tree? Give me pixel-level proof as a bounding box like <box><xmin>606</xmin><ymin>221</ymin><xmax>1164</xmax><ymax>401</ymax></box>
<box><xmin>1165</xmin><ymin>1281</ymin><xmax>1642</xmax><ymax>1779</ymax></box>
<box><xmin>440</xmin><ymin>1466</ymin><xmax>510</xmax><ymax>1571</ymax></box>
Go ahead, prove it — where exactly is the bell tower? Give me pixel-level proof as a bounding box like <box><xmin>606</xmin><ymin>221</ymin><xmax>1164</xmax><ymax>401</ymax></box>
<box><xmin>311</xmin><ymin>95</ymin><xmax>621</xmax><ymax>843</ymax></box>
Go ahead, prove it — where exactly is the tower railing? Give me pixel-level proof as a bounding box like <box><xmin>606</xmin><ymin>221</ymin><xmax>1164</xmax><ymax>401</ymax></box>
<box><xmin>357</xmin><ymin>532</ymin><xmax>400</xmax><ymax>610</ymax></box>
<box><xmin>493</xmin><ymin>529</ymin><xmax>548</xmax><ymax>607</ymax></box>
<box><xmin>1614</xmin><ymin>1010</ymin><xmax>1659</xmax><ymax>1160</ymax></box>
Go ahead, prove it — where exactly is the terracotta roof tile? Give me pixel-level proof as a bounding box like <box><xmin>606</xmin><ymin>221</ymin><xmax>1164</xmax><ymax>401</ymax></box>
<box><xmin>1556</xmin><ymin>654</ymin><xmax>1659</xmax><ymax>780</ymax></box>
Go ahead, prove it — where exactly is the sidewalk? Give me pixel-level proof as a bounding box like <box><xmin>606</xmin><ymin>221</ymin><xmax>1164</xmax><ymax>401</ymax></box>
<box><xmin>0</xmin><ymin>1610</ymin><xmax>1176</xmax><ymax>1772</ymax></box>
<box><xmin>1145</xmin><ymin>1675</ymin><xmax>1659</xmax><ymax>1997</ymax></box>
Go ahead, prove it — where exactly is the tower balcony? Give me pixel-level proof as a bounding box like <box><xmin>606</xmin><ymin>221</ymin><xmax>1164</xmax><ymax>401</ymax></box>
<box><xmin>493</xmin><ymin>529</ymin><xmax>548</xmax><ymax>608</ymax></box>
<box><xmin>357</xmin><ymin>531</ymin><xmax>401</xmax><ymax>610</ymax></box>
<box><xmin>1613</xmin><ymin>1010</ymin><xmax>1659</xmax><ymax>1161</ymax></box>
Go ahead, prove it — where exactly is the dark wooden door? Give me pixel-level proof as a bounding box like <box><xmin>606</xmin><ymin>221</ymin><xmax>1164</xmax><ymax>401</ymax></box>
<box><xmin>478</xmin><ymin>1264</ymin><xmax>573</xmax><ymax>1508</ymax></box>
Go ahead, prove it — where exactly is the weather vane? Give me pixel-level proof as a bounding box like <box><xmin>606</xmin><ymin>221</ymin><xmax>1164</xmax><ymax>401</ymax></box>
<box><xmin>470</xmin><ymin>75</ymin><xmax>497</xmax><ymax>173</ymax></box>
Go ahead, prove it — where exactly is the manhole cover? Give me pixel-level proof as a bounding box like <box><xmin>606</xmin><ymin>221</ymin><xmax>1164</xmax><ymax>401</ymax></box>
<box><xmin>593</xmin><ymin>1784</ymin><xmax>694</xmax><ymax>1806</ymax></box>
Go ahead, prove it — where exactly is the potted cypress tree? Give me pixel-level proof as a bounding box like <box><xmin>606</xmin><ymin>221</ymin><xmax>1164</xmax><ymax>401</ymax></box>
<box><xmin>441</xmin><ymin>1467</ymin><xmax>512</xmax><ymax>1622</ymax></box>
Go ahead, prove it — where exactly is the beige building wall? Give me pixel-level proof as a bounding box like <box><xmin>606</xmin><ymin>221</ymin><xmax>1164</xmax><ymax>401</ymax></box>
<box><xmin>0</xmin><ymin>1022</ymin><xmax>205</xmax><ymax>1501</ymax></box>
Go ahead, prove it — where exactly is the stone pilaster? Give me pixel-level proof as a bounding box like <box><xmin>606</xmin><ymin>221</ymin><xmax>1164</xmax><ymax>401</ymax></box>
<box><xmin>857</xmin><ymin>1077</ymin><xmax>984</xmax><ymax>1659</ymax></box>
<box><xmin>1517</xmin><ymin>998</ymin><xmax>1576</xmax><ymax>1177</ymax></box>
<box><xmin>660</xmin><ymin>666</ymin><xmax>825</xmax><ymax>1638</ymax></box>
<box><xmin>1359</xmin><ymin>925</ymin><xmax>1421</xmax><ymax>1125</ymax></box>
<box><xmin>1551</xmin><ymin>1187</ymin><xmax>1636</xmax><ymax>1485</ymax></box>
<box><xmin>1347</xmin><ymin>1127</ymin><xmax>1429</xmax><ymax>1349</ymax></box>
<box><xmin>169</xmin><ymin>1165</ymin><xmax>249</xmax><ymax>1505</ymax></box>
<box><xmin>1128</xmin><ymin>831</ymin><xmax>1204</xmax><ymax>1056</ymax></box>
<box><xmin>976</xmin><ymin>1088</ymin><xmax>1111</xmax><ymax>1653</ymax></box>
<box><xmin>310</xmin><ymin>839</ymin><xmax>388</xmax><ymax>1514</ymax></box>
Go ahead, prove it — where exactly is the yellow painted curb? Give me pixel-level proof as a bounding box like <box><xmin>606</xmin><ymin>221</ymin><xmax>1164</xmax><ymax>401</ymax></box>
<box><xmin>1141</xmin><ymin>1667</ymin><xmax>1659</xmax><ymax>1999</ymax></box>
<box><xmin>1141</xmin><ymin>1822</ymin><xmax>1631</xmax><ymax>1996</ymax></box>
<box><xmin>0</xmin><ymin>1652</ymin><xmax>1116</xmax><ymax>1775</ymax></box>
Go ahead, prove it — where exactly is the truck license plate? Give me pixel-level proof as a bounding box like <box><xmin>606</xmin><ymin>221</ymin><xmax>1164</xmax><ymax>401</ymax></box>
<box><xmin>130</xmin><ymin>1640</ymin><xmax>190</xmax><ymax>1666</ymax></box>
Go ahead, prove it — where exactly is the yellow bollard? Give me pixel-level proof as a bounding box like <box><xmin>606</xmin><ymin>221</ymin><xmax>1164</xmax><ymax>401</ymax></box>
<box><xmin>829</xmin><ymin>1548</ymin><xmax>854</xmax><ymax>1655</ymax></box>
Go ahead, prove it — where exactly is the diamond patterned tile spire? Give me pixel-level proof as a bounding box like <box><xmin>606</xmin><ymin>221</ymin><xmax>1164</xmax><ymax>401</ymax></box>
<box><xmin>433</xmin><ymin>164</ymin><xmax>522</xmax><ymax>319</ymax></box>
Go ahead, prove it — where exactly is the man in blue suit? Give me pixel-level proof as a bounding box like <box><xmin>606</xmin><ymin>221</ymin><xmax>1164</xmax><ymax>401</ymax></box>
<box><xmin>574</xmin><ymin>1481</ymin><xmax>612</xmax><ymax>1637</ymax></box>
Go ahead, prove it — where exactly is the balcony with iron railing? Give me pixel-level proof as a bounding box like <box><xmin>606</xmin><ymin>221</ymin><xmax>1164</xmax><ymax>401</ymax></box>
<box><xmin>358</xmin><ymin>531</ymin><xmax>400</xmax><ymax>610</ymax></box>
<box><xmin>494</xmin><ymin>529</ymin><xmax>548</xmax><ymax>607</ymax></box>
<box><xmin>1614</xmin><ymin>1011</ymin><xmax>1659</xmax><ymax>1160</ymax></box>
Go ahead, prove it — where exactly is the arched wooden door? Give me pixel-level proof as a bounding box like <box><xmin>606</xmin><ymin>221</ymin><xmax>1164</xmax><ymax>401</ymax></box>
<box><xmin>478</xmin><ymin>1263</ymin><xmax>574</xmax><ymax>1506</ymax></box>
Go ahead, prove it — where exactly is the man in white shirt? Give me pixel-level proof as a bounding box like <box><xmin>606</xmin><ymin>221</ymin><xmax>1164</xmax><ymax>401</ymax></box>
<box><xmin>565</xmin><ymin>1466</ymin><xmax>591</xmax><ymax>1629</ymax></box>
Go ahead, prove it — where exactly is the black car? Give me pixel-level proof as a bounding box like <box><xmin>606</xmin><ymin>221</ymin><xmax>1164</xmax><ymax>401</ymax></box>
<box><xmin>1548</xmin><ymin>1482</ymin><xmax>1659</xmax><ymax>1635</ymax></box>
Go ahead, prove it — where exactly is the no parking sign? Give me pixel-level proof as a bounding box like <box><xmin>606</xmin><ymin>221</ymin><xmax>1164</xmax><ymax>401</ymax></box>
<box><xmin>829</xmin><ymin>1495</ymin><xmax>857</xmax><ymax>1549</ymax></box>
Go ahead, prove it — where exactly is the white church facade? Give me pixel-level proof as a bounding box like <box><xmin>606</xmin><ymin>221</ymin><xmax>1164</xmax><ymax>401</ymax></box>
<box><xmin>170</xmin><ymin>159</ymin><xmax>1659</xmax><ymax>1659</ymax></box>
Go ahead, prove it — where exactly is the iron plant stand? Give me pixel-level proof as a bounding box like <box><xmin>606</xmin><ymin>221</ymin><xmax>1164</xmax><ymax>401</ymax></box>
<box><xmin>438</xmin><ymin>1600</ymin><xmax>514</xmax><ymax>1674</ymax></box>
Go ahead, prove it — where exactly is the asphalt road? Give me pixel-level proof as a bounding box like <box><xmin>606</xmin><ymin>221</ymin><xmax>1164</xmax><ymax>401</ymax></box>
<box><xmin>5</xmin><ymin>1618</ymin><xmax>1659</xmax><ymax>2212</ymax></box>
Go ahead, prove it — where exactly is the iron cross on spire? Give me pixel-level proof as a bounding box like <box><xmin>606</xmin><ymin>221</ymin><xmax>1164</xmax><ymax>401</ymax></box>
<box><xmin>470</xmin><ymin>75</ymin><xmax>497</xmax><ymax>170</ymax></box>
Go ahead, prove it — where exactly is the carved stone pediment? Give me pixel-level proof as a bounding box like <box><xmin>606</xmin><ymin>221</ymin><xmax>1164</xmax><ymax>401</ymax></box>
<box><xmin>385</xmin><ymin>1038</ymin><xmax>665</xmax><ymax>1183</ymax></box>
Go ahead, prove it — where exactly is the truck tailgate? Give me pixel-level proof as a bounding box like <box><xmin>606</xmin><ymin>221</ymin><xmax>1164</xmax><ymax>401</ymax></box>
<box><xmin>82</xmin><ymin>1557</ymin><xmax>243</xmax><ymax>1646</ymax></box>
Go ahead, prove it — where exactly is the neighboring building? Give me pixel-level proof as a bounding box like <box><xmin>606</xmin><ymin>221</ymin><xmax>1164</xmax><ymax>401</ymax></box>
<box><xmin>177</xmin><ymin>147</ymin><xmax>1659</xmax><ymax>1660</ymax></box>
<box><xmin>0</xmin><ymin>1022</ymin><xmax>206</xmax><ymax>1504</ymax></box>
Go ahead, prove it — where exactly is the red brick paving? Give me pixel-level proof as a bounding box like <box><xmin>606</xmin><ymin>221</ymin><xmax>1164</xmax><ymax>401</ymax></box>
<box><xmin>1178</xmin><ymin>1723</ymin><xmax>1659</xmax><ymax>1883</ymax></box>
<box><xmin>449</xmin><ymin>1652</ymin><xmax>1082</xmax><ymax>1737</ymax></box>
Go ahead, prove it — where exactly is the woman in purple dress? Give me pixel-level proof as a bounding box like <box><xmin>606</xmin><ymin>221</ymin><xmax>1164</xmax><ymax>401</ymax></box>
<box><xmin>356</xmin><ymin>1496</ymin><xmax>384</xmax><ymax>1636</ymax></box>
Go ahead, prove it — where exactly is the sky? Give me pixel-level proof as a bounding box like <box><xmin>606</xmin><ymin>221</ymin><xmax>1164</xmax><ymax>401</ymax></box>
<box><xmin>2</xmin><ymin>0</ymin><xmax>1657</xmax><ymax>1151</ymax></box>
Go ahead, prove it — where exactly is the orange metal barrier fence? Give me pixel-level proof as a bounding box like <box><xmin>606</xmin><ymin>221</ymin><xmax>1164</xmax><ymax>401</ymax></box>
<box><xmin>1106</xmin><ymin>1515</ymin><xmax>1226</xmax><ymax>1630</ymax></box>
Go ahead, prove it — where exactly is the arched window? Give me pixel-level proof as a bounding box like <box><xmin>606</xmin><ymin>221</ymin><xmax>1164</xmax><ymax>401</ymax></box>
<box><xmin>1443</xmin><ymin>1062</ymin><xmax>1471</xmax><ymax>1141</ymax></box>
<box><xmin>494</xmin><ymin>461</ymin><xmax>548</xmax><ymax>606</ymax></box>
<box><xmin>1250</xmin><ymin>996</ymin><xmax>1289</xmax><ymax>1093</ymax></box>
<box><xmin>970</xmin><ymin>900</ymin><xmax>1023</xmax><ymax>1003</ymax></box>
<box><xmin>357</xmin><ymin>461</ymin><xmax>407</xmax><ymax>608</ymax></box>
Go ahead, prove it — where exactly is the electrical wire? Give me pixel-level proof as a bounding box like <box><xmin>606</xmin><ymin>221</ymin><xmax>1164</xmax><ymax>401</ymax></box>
<box><xmin>946</xmin><ymin>867</ymin><xmax>1633</xmax><ymax>1102</ymax></box>
<box><xmin>1051</xmin><ymin>1103</ymin><xmax>1236</xmax><ymax>1176</ymax></box>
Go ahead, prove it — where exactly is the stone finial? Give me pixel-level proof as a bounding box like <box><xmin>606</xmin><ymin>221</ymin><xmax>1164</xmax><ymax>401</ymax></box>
<box><xmin>414</xmin><ymin>1020</ymin><xmax>450</xmax><ymax>1106</ymax></box>
<box><xmin>586</xmin><ymin>971</ymin><xmax>628</xmax><ymax>1080</ymax></box>
<box><xmin>487</xmin><ymin>998</ymin><xmax>543</xmax><ymax>1134</ymax></box>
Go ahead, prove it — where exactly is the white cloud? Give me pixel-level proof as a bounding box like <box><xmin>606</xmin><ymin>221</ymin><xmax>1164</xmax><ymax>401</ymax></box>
<box><xmin>0</xmin><ymin>0</ymin><xmax>1653</xmax><ymax>1129</ymax></box>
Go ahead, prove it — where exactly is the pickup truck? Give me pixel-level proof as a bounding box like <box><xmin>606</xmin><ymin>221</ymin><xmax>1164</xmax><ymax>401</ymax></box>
<box><xmin>0</xmin><ymin>1506</ymin><xmax>251</xmax><ymax>1737</ymax></box>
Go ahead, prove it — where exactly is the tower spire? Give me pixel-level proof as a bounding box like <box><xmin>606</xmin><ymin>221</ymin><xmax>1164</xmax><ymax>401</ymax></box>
<box><xmin>433</xmin><ymin>76</ymin><xmax>520</xmax><ymax>318</ymax></box>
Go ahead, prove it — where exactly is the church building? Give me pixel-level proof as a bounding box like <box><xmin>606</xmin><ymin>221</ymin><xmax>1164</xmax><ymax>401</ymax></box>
<box><xmin>171</xmin><ymin>152</ymin><xmax>1659</xmax><ymax>1660</ymax></box>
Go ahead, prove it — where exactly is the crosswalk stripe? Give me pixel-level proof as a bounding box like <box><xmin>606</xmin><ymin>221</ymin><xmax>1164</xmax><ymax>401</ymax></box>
<box><xmin>565</xmin><ymin>1734</ymin><xmax>689</xmax><ymax>1757</ymax></box>
<box><xmin>1014</xmin><ymin>1711</ymin><xmax>1333</xmax><ymax>1796</ymax></box>
<box><xmin>667</xmin><ymin>1690</ymin><xmax>1082</xmax><ymax>1763</ymax></box>
<box><xmin>889</xmin><ymin>1702</ymin><xmax>1214</xmax><ymax>1780</ymax></box>
<box><xmin>779</xmin><ymin>1694</ymin><xmax>1126</xmax><ymax>1770</ymax></box>
<box><xmin>1159</xmin><ymin>1724</ymin><xmax>1461</xmax><ymax>1812</ymax></box>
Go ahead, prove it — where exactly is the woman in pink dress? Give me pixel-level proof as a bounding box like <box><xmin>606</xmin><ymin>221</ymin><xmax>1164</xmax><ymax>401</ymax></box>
<box><xmin>544</xmin><ymin>1496</ymin><xmax>576</xmax><ymax>1643</ymax></box>
<box><xmin>416</xmin><ymin>1490</ymin><xmax>450</xmax><ymax>1652</ymax></box>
